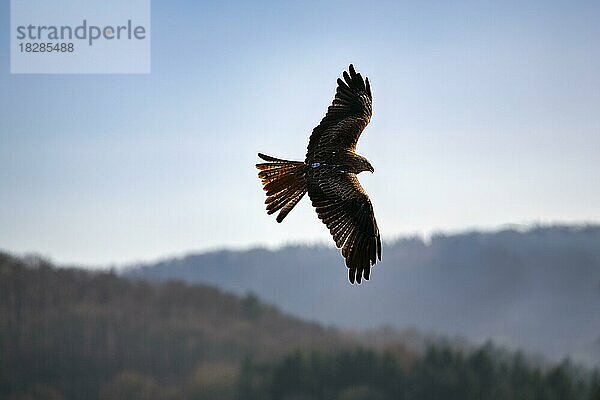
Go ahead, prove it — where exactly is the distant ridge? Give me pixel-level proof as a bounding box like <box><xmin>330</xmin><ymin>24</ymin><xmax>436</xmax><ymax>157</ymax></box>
<box><xmin>126</xmin><ymin>224</ymin><xmax>600</xmax><ymax>366</ymax></box>
<box><xmin>3</xmin><ymin>250</ymin><xmax>598</xmax><ymax>399</ymax></box>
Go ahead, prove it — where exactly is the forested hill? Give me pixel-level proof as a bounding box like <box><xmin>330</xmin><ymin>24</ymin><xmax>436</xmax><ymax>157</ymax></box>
<box><xmin>0</xmin><ymin>252</ymin><xmax>348</xmax><ymax>399</ymax></box>
<box><xmin>127</xmin><ymin>225</ymin><xmax>600</xmax><ymax>366</ymax></box>
<box><xmin>2</xmin><ymin>251</ymin><xmax>600</xmax><ymax>400</ymax></box>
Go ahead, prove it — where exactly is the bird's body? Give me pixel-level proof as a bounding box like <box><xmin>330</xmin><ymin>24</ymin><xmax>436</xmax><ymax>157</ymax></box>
<box><xmin>256</xmin><ymin>65</ymin><xmax>381</xmax><ymax>284</ymax></box>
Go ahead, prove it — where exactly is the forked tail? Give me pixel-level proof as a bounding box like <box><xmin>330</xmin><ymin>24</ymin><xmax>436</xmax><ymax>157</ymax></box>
<box><xmin>256</xmin><ymin>153</ymin><xmax>307</xmax><ymax>223</ymax></box>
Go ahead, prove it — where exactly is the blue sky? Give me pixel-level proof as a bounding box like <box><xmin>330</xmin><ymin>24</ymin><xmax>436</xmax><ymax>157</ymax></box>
<box><xmin>1</xmin><ymin>1</ymin><xmax>599</xmax><ymax>266</ymax></box>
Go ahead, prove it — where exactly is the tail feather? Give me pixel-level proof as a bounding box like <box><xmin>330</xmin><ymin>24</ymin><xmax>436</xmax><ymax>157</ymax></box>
<box><xmin>257</xmin><ymin>153</ymin><xmax>291</xmax><ymax>162</ymax></box>
<box><xmin>256</xmin><ymin>153</ymin><xmax>307</xmax><ymax>223</ymax></box>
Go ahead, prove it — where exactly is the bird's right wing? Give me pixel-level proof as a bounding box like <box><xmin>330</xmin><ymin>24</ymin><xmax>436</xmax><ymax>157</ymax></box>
<box><xmin>307</xmin><ymin>169</ymin><xmax>381</xmax><ymax>284</ymax></box>
<box><xmin>305</xmin><ymin>64</ymin><xmax>372</xmax><ymax>160</ymax></box>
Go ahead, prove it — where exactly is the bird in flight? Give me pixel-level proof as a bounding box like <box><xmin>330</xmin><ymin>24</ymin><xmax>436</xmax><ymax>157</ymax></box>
<box><xmin>256</xmin><ymin>64</ymin><xmax>381</xmax><ymax>284</ymax></box>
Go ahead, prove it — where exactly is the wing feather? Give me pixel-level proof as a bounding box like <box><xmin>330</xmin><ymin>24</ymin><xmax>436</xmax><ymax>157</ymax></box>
<box><xmin>306</xmin><ymin>64</ymin><xmax>373</xmax><ymax>160</ymax></box>
<box><xmin>307</xmin><ymin>170</ymin><xmax>381</xmax><ymax>284</ymax></box>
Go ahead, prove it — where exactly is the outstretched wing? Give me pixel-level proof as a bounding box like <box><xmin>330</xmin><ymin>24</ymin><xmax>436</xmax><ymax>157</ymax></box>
<box><xmin>306</xmin><ymin>64</ymin><xmax>372</xmax><ymax>160</ymax></box>
<box><xmin>307</xmin><ymin>170</ymin><xmax>381</xmax><ymax>284</ymax></box>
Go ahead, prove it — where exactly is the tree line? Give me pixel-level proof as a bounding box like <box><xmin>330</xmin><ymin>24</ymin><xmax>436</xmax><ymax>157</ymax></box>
<box><xmin>240</xmin><ymin>346</ymin><xmax>600</xmax><ymax>400</ymax></box>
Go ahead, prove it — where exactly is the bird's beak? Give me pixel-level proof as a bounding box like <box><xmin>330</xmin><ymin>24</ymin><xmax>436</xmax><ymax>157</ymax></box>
<box><xmin>369</xmin><ymin>166</ymin><xmax>375</xmax><ymax>173</ymax></box>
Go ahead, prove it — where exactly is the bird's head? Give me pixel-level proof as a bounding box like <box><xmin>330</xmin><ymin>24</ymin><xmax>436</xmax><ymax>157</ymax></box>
<box><xmin>352</xmin><ymin>154</ymin><xmax>374</xmax><ymax>174</ymax></box>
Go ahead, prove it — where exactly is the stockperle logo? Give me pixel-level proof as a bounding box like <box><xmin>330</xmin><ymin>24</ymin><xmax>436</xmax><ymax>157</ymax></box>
<box><xmin>11</xmin><ymin>0</ymin><xmax>150</xmax><ymax>74</ymax></box>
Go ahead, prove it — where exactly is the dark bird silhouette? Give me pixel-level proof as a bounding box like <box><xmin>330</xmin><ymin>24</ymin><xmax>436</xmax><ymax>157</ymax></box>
<box><xmin>256</xmin><ymin>64</ymin><xmax>381</xmax><ymax>284</ymax></box>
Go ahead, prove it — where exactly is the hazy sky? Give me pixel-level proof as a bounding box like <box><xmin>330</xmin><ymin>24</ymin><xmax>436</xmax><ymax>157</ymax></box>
<box><xmin>1</xmin><ymin>1</ymin><xmax>599</xmax><ymax>266</ymax></box>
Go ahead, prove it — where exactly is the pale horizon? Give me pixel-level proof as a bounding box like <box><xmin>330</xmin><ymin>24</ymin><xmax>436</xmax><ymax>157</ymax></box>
<box><xmin>5</xmin><ymin>219</ymin><xmax>599</xmax><ymax>268</ymax></box>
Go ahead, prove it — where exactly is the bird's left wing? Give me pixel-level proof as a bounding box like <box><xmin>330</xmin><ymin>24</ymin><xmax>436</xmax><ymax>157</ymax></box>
<box><xmin>305</xmin><ymin>64</ymin><xmax>372</xmax><ymax>160</ymax></box>
<box><xmin>307</xmin><ymin>169</ymin><xmax>381</xmax><ymax>284</ymax></box>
